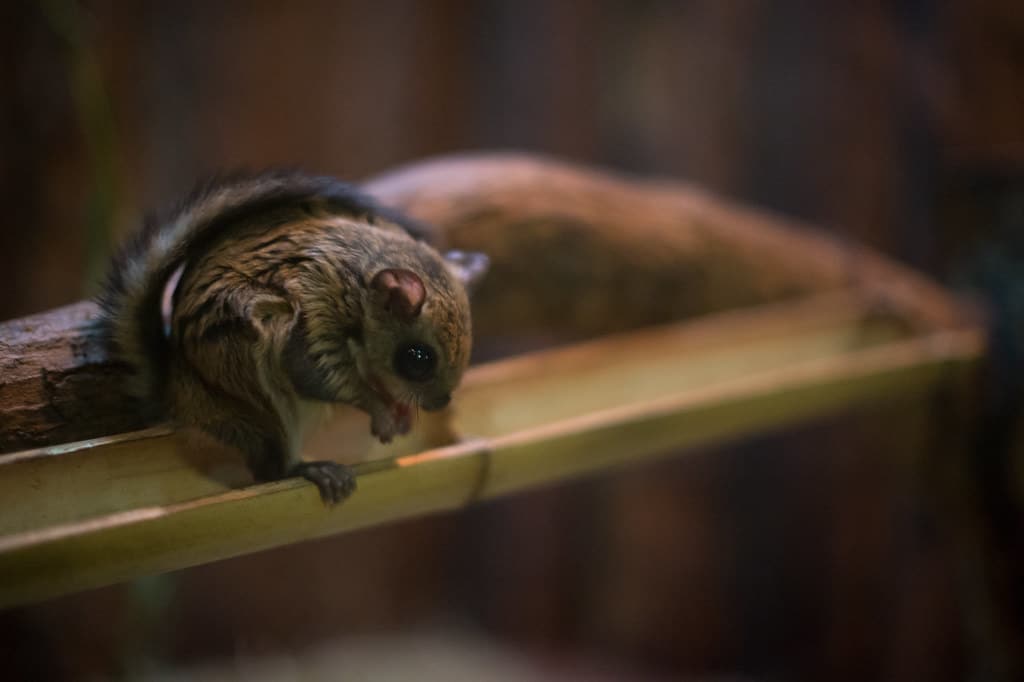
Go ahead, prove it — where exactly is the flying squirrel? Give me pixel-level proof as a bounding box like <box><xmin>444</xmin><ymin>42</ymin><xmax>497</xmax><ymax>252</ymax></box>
<box><xmin>97</xmin><ymin>170</ymin><xmax>488</xmax><ymax>505</ymax></box>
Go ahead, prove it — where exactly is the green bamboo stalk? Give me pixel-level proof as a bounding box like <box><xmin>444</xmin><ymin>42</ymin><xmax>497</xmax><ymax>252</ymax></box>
<box><xmin>0</xmin><ymin>293</ymin><xmax>983</xmax><ymax>607</ymax></box>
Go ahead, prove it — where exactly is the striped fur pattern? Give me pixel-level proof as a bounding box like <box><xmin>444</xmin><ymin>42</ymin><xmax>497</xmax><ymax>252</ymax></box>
<box><xmin>97</xmin><ymin>171</ymin><xmax>481</xmax><ymax>503</ymax></box>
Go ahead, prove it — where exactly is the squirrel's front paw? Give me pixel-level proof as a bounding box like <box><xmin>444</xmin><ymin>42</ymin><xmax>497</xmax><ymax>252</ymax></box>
<box><xmin>292</xmin><ymin>460</ymin><xmax>356</xmax><ymax>505</ymax></box>
<box><xmin>369</xmin><ymin>403</ymin><xmax>412</xmax><ymax>443</ymax></box>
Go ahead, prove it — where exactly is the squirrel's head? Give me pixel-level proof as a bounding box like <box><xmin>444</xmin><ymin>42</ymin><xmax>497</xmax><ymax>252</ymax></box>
<box><xmin>355</xmin><ymin>242</ymin><xmax>488</xmax><ymax>417</ymax></box>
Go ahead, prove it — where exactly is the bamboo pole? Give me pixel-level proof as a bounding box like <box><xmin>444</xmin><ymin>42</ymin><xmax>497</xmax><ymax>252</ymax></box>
<box><xmin>0</xmin><ymin>293</ymin><xmax>984</xmax><ymax>608</ymax></box>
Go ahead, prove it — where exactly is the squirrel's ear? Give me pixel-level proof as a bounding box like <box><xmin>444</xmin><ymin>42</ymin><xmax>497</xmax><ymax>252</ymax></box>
<box><xmin>444</xmin><ymin>250</ymin><xmax>489</xmax><ymax>293</ymax></box>
<box><xmin>371</xmin><ymin>268</ymin><xmax>425</xmax><ymax>321</ymax></box>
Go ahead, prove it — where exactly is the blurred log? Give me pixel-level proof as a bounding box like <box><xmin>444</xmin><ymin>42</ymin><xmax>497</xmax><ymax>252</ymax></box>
<box><xmin>0</xmin><ymin>153</ymin><xmax>976</xmax><ymax>453</ymax></box>
<box><xmin>365</xmin><ymin>153</ymin><xmax>970</xmax><ymax>343</ymax></box>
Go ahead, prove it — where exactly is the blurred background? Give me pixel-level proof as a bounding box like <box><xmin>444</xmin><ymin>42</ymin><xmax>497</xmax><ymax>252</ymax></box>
<box><xmin>1</xmin><ymin>1</ymin><xmax>1022</xmax><ymax>680</ymax></box>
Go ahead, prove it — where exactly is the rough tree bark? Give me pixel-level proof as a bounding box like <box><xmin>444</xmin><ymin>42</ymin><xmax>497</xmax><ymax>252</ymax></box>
<box><xmin>0</xmin><ymin>153</ymin><xmax>973</xmax><ymax>453</ymax></box>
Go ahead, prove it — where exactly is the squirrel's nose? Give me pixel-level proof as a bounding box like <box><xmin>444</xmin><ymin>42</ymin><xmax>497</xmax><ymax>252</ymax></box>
<box><xmin>422</xmin><ymin>393</ymin><xmax>451</xmax><ymax>411</ymax></box>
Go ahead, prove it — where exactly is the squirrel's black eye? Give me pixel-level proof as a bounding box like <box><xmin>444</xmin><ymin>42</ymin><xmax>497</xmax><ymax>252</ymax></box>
<box><xmin>393</xmin><ymin>343</ymin><xmax>437</xmax><ymax>382</ymax></box>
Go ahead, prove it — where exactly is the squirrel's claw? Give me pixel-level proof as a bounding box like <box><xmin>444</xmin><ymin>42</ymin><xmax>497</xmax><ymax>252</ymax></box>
<box><xmin>292</xmin><ymin>460</ymin><xmax>356</xmax><ymax>505</ymax></box>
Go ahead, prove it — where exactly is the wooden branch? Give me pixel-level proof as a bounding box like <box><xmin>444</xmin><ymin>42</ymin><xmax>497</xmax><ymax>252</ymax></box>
<box><xmin>364</xmin><ymin>153</ymin><xmax>972</xmax><ymax>339</ymax></box>
<box><xmin>0</xmin><ymin>153</ymin><xmax>976</xmax><ymax>453</ymax></box>
<box><xmin>0</xmin><ymin>302</ymin><xmax>139</xmax><ymax>452</ymax></box>
<box><xmin>0</xmin><ymin>294</ymin><xmax>984</xmax><ymax>607</ymax></box>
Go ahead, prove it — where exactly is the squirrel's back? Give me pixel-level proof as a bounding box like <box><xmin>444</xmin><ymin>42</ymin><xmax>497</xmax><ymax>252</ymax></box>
<box><xmin>96</xmin><ymin>170</ymin><xmax>428</xmax><ymax>405</ymax></box>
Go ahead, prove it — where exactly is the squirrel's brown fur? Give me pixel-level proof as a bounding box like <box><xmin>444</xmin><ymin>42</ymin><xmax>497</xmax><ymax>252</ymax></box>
<box><xmin>98</xmin><ymin>171</ymin><xmax>487</xmax><ymax>503</ymax></box>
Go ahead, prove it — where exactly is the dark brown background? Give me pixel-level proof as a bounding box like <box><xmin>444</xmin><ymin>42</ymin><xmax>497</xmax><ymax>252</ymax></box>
<box><xmin>2</xmin><ymin>1</ymin><xmax>1022</xmax><ymax>680</ymax></box>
